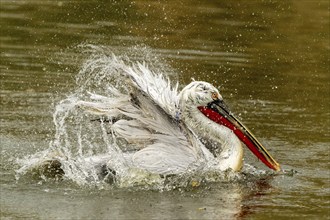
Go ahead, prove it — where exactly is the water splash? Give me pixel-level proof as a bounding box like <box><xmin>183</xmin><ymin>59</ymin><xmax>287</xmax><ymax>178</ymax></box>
<box><xmin>16</xmin><ymin>45</ymin><xmax>278</xmax><ymax>190</ymax></box>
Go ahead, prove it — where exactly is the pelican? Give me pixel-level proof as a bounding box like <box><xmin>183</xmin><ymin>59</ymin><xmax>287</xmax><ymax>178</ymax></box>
<box><xmin>74</xmin><ymin>61</ymin><xmax>280</xmax><ymax>176</ymax></box>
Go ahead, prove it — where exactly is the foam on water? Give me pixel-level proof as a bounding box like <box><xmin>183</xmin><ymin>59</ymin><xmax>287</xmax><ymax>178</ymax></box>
<box><xmin>16</xmin><ymin>45</ymin><xmax>276</xmax><ymax>190</ymax></box>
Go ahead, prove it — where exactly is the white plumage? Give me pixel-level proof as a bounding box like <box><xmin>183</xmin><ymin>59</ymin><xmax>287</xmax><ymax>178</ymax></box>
<box><xmin>77</xmin><ymin>62</ymin><xmax>244</xmax><ymax>175</ymax></box>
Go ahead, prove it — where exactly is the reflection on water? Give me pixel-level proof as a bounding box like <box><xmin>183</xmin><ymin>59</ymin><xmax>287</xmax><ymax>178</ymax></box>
<box><xmin>1</xmin><ymin>0</ymin><xmax>329</xmax><ymax>219</ymax></box>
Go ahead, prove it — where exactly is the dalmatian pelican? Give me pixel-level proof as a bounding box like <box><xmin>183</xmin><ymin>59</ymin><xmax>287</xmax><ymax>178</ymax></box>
<box><xmin>75</xmin><ymin>62</ymin><xmax>280</xmax><ymax>176</ymax></box>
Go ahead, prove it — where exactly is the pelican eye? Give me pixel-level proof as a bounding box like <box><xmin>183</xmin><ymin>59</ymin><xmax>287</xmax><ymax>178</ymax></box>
<box><xmin>211</xmin><ymin>92</ymin><xmax>219</xmax><ymax>100</ymax></box>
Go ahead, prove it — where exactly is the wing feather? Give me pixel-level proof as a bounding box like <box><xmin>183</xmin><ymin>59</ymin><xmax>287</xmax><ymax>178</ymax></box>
<box><xmin>132</xmin><ymin>143</ymin><xmax>198</xmax><ymax>175</ymax></box>
<box><xmin>124</xmin><ymin>62</ymin><xmax>179</xmax><ymax>117</ymax></box>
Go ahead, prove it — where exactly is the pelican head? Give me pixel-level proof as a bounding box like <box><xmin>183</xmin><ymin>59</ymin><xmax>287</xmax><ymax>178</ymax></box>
<box><xmin>178</xmin><ymin>81</ymin><xmax>223</xmax><ymax>111</ymax></box>
<box><xmin>179</xmin><ymin>81</ymin><xmax>280</xmax><ymax>171</ymax></box>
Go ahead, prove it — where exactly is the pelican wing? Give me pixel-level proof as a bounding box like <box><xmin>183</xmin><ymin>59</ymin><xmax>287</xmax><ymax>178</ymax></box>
<box><xmin>78</xmin><ymin>92</ymin><xmax>205</xmax><ymax>174</ymax></box>
<box><xmin>76</xmin><ymin>61</ymin><xmax>208</xmax><ymax>174</ymax></box>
